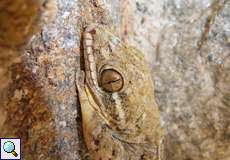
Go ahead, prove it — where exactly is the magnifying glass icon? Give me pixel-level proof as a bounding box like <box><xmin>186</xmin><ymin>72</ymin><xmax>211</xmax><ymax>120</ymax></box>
<box><xmin>3</xmin><ymin>141</ymin><xmax>18</xmax><ymax>157</ymax></box>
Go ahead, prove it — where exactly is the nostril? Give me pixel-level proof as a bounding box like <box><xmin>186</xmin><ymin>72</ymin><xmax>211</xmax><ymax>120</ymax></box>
<box><xmin>89</xmin><ymin>29</ymin><xmax>96</xmax><ymax>35</ymax></box>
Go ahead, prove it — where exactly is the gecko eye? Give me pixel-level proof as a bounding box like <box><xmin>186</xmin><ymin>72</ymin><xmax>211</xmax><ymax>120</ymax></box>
<box><xmin>99</xmin><ymin>69</ymin><xmax>124</xmax><ymax>92</ymax></box>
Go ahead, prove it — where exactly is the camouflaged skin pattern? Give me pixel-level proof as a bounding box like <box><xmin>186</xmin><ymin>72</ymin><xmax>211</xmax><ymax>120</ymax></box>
<box><xmin>77</xmin><ymin>24</ymin><xmax>164</xmax><ymax>160</ymax></box>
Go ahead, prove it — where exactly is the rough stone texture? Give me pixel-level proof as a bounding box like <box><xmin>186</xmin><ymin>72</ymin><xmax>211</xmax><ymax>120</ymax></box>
<box><xmin>0</xmin><ymin>0</ymin><xmax>82</xmax><ymax>159</ymax></box>
<box><xmin>114</xmin><ymin>0</ymin><xmax>230</xmax><ymax>159</ymax></box>
<box><xmin>0</xmin><ymin>0</ymin><xmax>229</xmax><ymax>160</ymax></box>
<box><xmin>0</xmin><ymin>0</ymin><xmax>40</xmax><ymax>96</ymax></box>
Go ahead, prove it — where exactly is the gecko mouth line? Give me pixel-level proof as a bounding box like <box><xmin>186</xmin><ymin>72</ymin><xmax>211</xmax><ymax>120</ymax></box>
<box><xmin>77</xmin><ymin>24</ymin><xmax>164</xmax><ymax>160</ymax></box>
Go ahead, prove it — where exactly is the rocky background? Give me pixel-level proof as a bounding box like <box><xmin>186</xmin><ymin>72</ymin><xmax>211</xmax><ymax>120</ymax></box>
<box><xmin>0</xmin><ymin>0</ymin><xmax>229</xmax><ymax>160</ymax></box>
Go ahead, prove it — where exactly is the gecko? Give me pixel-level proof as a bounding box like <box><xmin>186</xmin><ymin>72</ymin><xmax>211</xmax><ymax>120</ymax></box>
<box><xmin>76</xmin><ymin>24</ymin><xmax>164</xmax><ymax>160</ymax></box>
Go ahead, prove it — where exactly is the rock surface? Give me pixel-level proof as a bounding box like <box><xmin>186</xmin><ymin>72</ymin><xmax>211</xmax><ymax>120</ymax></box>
<box><xmin>110</xmin><ymin>0</ymin><xmax>230</xmax><ymax>159</ymax></box>
<box><xmin>0</xmin><ymin>0</ymin><xmax>229</xmax><ymax>160</ymax></box>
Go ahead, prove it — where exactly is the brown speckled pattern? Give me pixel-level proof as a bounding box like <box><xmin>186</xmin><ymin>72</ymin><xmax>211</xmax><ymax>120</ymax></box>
<box><xmin>77</xmin><ymin>24</ymin><xmax>164</xmax><ymax>160</ymax></box>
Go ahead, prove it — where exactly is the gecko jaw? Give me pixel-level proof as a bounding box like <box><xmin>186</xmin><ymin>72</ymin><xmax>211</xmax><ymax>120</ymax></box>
<box><xmin>83</xmin><ymin>26</ymin><xmax>124</xmax><ymax>131</ymax></box>
<box><xmin>83</xmin><ymin>29</ymin><xmax>97</xmax><ymax>86</ymax></box>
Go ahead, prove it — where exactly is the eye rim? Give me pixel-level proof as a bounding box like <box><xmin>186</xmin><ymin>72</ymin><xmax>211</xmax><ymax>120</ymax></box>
<box><xmin>99</xmin><ymin>68</ymin><xmax>124</xmax><ymax>93</ymax></box>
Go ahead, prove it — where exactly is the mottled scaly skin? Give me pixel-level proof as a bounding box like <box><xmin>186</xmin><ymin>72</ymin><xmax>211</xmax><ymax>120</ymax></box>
<box><xmin>77</xmin><ymin>24</ymin><xmax>164</xmax><ymax>160</ymax></box>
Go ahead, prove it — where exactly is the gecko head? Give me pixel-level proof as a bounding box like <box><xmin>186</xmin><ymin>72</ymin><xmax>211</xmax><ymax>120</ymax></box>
<box><xmin>84</xmin><ymin>24</ymin><xmax>159</xmax><ymax>127</ymax></box>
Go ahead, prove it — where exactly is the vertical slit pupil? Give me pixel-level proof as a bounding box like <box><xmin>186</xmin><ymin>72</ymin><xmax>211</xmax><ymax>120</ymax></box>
<box><xmin>100</xmin><ymin>69</ymin><xmax>124</xmax><ymax>92</ymax></box>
